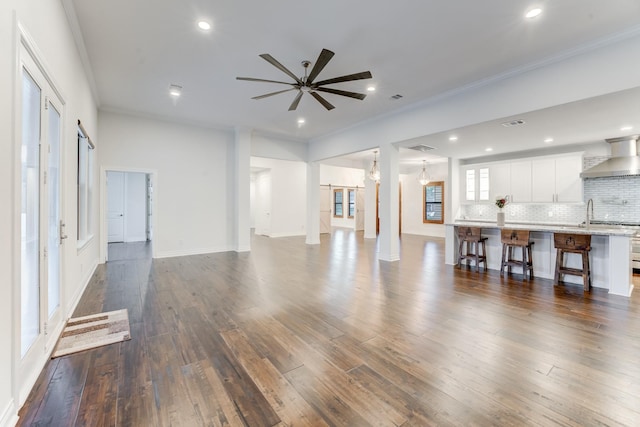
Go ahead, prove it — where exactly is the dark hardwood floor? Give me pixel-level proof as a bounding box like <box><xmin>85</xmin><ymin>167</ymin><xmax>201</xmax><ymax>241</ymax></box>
<box><xmin>18</xmin><ymin>231</ymin><xmax>640</xmax><ymax>426</ymax></box>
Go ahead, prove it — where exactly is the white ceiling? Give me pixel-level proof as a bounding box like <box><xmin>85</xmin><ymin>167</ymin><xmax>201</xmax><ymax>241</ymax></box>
<box><xmin>68</xmin><ymin>0</ymin><xmax>640</xmax><ymax>163</ymax></box>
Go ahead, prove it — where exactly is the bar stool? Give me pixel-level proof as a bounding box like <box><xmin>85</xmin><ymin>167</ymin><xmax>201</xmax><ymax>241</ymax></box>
<box><xmin>500</xmin><ymin>229</ymin><xmax>534</xmax><ymax>280</ymax></box>
<box><xmin>554</xmin><ymin>233</ymin><xmax>591</xmax><ymax>291</ymax></box>
<box><xmin>457</xmin><ymin>227</ymin><xmax>488</xmax><ymax>272</ymax></box>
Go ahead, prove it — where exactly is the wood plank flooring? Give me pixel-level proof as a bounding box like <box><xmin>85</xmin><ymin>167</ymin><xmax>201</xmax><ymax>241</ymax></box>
<box><xmin>18</xmin><ymin>231</ymin><xmax>640</xmax><ymax>426</ymax></box>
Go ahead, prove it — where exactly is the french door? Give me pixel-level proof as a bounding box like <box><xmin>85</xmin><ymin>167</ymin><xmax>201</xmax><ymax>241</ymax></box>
<box><xmin>19</xmin><ymin>43</ymin><xmax>64</xmax><ymax>394</ymax></box>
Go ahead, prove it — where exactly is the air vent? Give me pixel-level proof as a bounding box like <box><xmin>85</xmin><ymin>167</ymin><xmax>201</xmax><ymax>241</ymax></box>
<box><xmin>390</xmin><ymin>94</ymin><xmax>403</xmax><ymax>100</ymax></box>
<box><xmin>407</xmin><ymin>144</ymin><xmax>436</xmax><ymax>152</ymax></box>
<box><xmin>501</xmin><ymin>119</ymin><xmax>526</xmax><ymax>127</ymax></box>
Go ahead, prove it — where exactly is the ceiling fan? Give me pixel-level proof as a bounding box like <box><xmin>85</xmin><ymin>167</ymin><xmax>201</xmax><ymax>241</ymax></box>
<box><xmin>236</xmin><ymin>48</ymin><xmax>372</xmax><ymax>111</ymax></box>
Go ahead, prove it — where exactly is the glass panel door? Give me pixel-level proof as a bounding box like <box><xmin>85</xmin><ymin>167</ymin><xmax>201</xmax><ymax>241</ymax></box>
<box><xmin>47</xmin><ymin>102</ymin><xmax>61</xmax><ymax>318</ymax></box>
<box><xmin>20</xmin><ymin>69</ymin><xmax>42</xmax><ymax>357</ymax></box>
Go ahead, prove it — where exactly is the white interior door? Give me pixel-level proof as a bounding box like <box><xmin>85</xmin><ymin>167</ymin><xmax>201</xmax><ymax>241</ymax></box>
<box><xmin>320</xmin><ymin>186</ymin><xmax>331</xmax><ymax>234</ymax></box>
<box><xmin>355</xmin><ymin>188</ymin><xmax>365</xmax><ymax>231</ymax></box>
<box><xmin>107</xmin><ymin>171</ymin><xmax>125</xmax><ymax>242</ymax></box>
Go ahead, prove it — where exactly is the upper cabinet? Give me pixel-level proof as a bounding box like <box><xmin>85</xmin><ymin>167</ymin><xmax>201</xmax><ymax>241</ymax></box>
<box><xmin>509</xmin><ymin>160</ymin><xmax>532</xmax><ymax>202</ymax></box>
<box><xmin>461</xmin><ymin>152</ymin><xmax>582</xmax><ymax>205</ymax></box>
<box><xmin>461</xmin><ymin>165</ymin><xmax>490</xmax><ymax>203</ymax></box>
<box><xmin>531</xmin><ymin>154</ymin><xmax>583</xmax><ymax>203</ymax></box>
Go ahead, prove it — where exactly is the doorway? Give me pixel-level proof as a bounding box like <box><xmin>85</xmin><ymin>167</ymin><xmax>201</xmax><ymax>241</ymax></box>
<box><xmin>101</xmin><ymin>168</ymin><xmax>156</xmax><ymax>263</ymax></box>
<box><xmin>320</xmin><ymin>185</ymin><xmax>331</xmax><ymax>233</ymax></box>
<box><xmin>107</xmin><ymin>171</ymin><xmax>150</xmax><ymax>243</ymax></box>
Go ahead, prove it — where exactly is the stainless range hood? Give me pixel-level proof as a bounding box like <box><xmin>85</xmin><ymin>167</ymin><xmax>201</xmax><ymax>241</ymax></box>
<box><xmin>580</xmin><ymin>135</ymin><xmax>640</xmax><ymax>178</ymax></box>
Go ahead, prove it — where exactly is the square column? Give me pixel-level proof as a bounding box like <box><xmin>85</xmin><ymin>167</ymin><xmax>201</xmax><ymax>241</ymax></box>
<box><xmin>234</xmin><ymin>127</ymin><xmax>251</xmax><ymax>252</ymax></box>
<box><xmin>306</xmin><ymin>162</ymin><xmax>321</xmax><ymax>245</ymax></box>
<box><xmin>378</xmin><ymin>144</ymin><xmax>400</xmax><ymax>261</ymax></box>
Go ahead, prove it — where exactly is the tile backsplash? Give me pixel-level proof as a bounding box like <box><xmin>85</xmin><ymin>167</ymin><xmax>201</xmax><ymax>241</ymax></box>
<box><xmin>457</xmin><ymin>156</ymin><xmax>640</xmax><ymax>225</ymax></box>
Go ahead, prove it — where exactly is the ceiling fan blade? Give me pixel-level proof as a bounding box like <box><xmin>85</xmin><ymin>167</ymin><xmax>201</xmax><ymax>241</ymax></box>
<box><xmin>315</xmin><ymin>87</ymin><xmax>366</xmax><ymax>100</ymax></box>
<box><xmin>310</xmin><ymin>91</ymin><xmax>335</xmax><ymax>111</ymax></box>
<box><xmin>252</xmin><ymin>88</ymin><xmax>296</xmax><ymax>100</ymax></box>
<box><xmin>237</xmin><ymin>77</ymin><xmax>295</xmax><ymax>86</ymax></box>
<box><xmin>313</xmin><ymin>71</ymin><xmax>373</xmax><ymax>86</ymax></box>
<box><xmin>288</xmin><ymin>91</ymin><xmax>303</xmax><ymax>111</ymax></box>
<box><xmin>259</xmin><ymin>54</ymin><xmax>303</xmax><ymax>85</ymax></box>
<box><xmin>306</xmin><ymin>49</ymin><xmax>335</xmax><ymax>84</ymax></box>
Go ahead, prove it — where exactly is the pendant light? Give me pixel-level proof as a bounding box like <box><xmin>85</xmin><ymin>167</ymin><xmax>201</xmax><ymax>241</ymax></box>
<box><xmin>418</xmin><ymin>160</ymin><xmax>430</xmax><ymax>185</ymax></box>
<box><xmin>369</xmin><ymin>150</ymin><xmax>380</xmax><ymax>182</ymax></box>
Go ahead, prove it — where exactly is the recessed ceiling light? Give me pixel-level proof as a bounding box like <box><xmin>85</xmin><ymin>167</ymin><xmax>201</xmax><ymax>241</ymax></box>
<box><xmin>449</xmin><ymin>136</ymin><xmax>458</xmax><ymax>142</ymax></box>
<box><xmin>197</xmin><ymin>20</ymin><xmax>212</xmax><ymax>31</ymax></box>
<box><xmin>297</xmin><ymin>118</ymin><xmax>305</xmax><ymax>125</ymax></box>
<box><xmin>621</xmin><ymin>126</ymin><xmax>633</xmax><ymax>131</ymax></box>
<box><xmin>485</xmin><ymin>147</ymin><xmax>493</xmax><ymax>152</ymax></box>
<box><xmin>525</xmin><ymin>8</ymin><xmax>542</xmax><ymax>19</ymax></box>
<box><xmin>544</xmin><ymin>138</ymin><xmax>554</xmax><ymax>143</ymax></box>
<box><xmin>169</xmin><ymin>84</ymin><xmax>182</xmax><ymax>97</ymax></box>
<box><xmin>367</xmin><ymin>86</ymin><xmax>376</xmax><ymax>92</ymax></box>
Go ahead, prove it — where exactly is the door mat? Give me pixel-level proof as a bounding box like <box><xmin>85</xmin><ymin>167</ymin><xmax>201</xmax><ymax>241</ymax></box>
<box><xmin>52</xmin><ymin>309</ymin><xmax>131</xmax><ymax>358</ymax></box>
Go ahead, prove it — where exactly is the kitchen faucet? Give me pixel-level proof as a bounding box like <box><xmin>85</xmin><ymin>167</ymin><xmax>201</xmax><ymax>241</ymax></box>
<box><xmin>586</xmin><ymin>198</ymin><xmax>594</xmax><ymax>228</ymax></box>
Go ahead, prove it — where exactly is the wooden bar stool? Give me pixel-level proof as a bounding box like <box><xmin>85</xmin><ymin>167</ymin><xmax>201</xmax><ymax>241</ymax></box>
<box><xmin>500</xmin><ymin>229</ymin><xmax>534</xmax><ymax>280</ymax></box>
<box><xmin>554</xmin><ymin>233</ymin><xmax>591</xmax><ymax>291</ymax></box>
<box><xmin>457</xmin><ymin>227</ymin><xmax>488</xmax><ymax>272</ymax></box>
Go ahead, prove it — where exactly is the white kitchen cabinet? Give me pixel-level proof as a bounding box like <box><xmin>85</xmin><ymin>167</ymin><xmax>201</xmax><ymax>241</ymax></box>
<box><xmin>555</xmin><ymin>155</ymin><xmax>583</xmax><ymax>202</ymax></box>
<box><xmin>531</xmin><ymin>154</ymin><xmax>583</xmax><ymax>203</ymax></box>
<box><xmin>488</xmin><ymin>162</ymin><xmax>510</xmax><ymax>202</ymax></box>
<box><xmin>509</xmin><ymin>160</ymin><xmax>532</xmax><ymax>202</ymax></box>
<box><xmin>488</xmin><ymin>161</ymin><xmax>533</xmax><ymax>203</ymax></box>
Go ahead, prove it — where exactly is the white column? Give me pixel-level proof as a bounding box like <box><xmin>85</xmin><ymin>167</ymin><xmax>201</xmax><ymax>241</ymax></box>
<box><xmin>608</xmin><ymin>235</ymin><xmax>633</xmax><ymax>296</ymax></box>
<box><xmin>306</xmin><ymin>161</ymin><xmax>321</xmax><ymax>245</ymax></box>
<box><xmin>364</xmin><ymin>164</ymin><xmax>377</xmax><ymax>239</ymax></box>
<box><xmin>234</xmin><ymin>127</ymin><xmax>251</xmax><ymax>252</ymax></box>
<box><xmin>378</xmin><ymin>144</ymin><xmax>400</xmax><ymax>261</ymax></box>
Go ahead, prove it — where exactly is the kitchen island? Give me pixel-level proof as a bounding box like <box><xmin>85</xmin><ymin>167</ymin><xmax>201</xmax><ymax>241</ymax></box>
<box><xmin>445</xmin><ymin>221</ymin><xmax>635</xmax><ymax>297</ymax></box>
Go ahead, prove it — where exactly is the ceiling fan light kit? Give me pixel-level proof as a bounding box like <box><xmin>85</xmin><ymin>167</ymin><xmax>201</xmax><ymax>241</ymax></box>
<box><xmin>237</xmin><ymin>48</ymin><xmax>372</xmax><ymax>111</ymax></box>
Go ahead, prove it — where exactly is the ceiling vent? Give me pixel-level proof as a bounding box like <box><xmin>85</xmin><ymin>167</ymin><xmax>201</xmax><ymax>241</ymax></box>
<box><xmin>407</xmin><ymin>144</ymin><xmax>436</xmax><ymax>152</ymax></box>
<box><xmin>390</xmin><ymin>94</ymin><xmax>403</xmax><ymax>100</ymax></box>
<box><xmin>501</xmin><ymin>119</ymin><xmax>526</xmax><ymax>127</ymax></box>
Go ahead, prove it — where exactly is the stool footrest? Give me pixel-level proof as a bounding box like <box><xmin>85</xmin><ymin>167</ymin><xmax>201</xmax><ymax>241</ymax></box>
<box><xmin>557</xmin><ymin>267</ymin><xmax>585</xmax><ymax>276</ymax></box>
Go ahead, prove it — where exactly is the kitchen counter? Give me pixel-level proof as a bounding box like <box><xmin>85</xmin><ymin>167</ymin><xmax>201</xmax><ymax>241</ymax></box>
<box><xmin>450</xmin><ymin>219</ymin><xmax>637</xmax><ymax>237</ymax></box>
<box><xmin>445</xmin><ymin>221</ymin><xmax>634</xmax><ymax>297</ymax></box>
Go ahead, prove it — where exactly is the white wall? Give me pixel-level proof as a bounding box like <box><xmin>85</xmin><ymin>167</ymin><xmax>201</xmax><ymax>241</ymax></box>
<box><xmin>253</xmin><ymin>171</ymin><xmax>272</xmax><ymax>236</ymax></box>
<box><xmin>251</xmin><ymin>157</ymin><xmax>306</xmax><ymax>237</ymax></box>
<box><xmin>251</xmin><ymin>133</ymin><xmax>307</xmax><ymax>162</ymax></box>
<box><xmin>249</xmin><ymin>178</ymin><xmax>256</xmax><ymax>228</ymax></box>
<box><xmin>99</xmin><ymin>111</ymin><xmax>234</xmax><ymax>258</ymax></box>
<box><xmin>1</xmin><ymin>1</ymin><xmax>99</xmax><ymax>424</ymax></box>
<box><xmin>400</xmin><ymin>162</ymin><xmax>449</xmax><ymax>238</ymax></box>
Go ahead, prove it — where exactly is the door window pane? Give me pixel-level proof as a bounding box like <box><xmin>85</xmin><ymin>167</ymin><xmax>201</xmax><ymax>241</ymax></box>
<box><xmin>334</xmin><ymin>189</ymin><xmax>343</xmax><ymax>217</ymax></box>
<box><xmin>348</xmin><ymin>189</ymin><xmax>355</xmax><ymax>218</ymax></box>
<box><xmin>21</xmin><ymin>69</ymin><xmax>41</xmax><ymax>356</ymax></box>
<box><xmin>48</xmin><ymin>103</ymin><xmax>61</xmax><ymax>317</ymax></box>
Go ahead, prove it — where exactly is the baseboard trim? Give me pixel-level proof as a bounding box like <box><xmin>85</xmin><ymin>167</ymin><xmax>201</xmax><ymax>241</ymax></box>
<box><xmin>0</xmin><ymin>399</ymin><xmax>18</xmax><ymax>427</ymax></box>
<box><xmin>154</xmin><ymin>246</ymin><xmax>232</xmax><ymax>259</ymax></box>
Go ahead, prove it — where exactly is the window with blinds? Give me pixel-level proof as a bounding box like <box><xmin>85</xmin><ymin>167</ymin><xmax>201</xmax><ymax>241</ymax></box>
<box><xmin>423</xmin><ymin>181</ymin><xmax>444</xmax><ymax>224</ymax></box>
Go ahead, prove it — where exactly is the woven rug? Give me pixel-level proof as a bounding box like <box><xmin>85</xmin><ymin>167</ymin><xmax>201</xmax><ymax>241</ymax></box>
<box><xmin>52</xmin><ymin>309</ymin><xmax>131</xmax><ymax>358</ymax></box>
